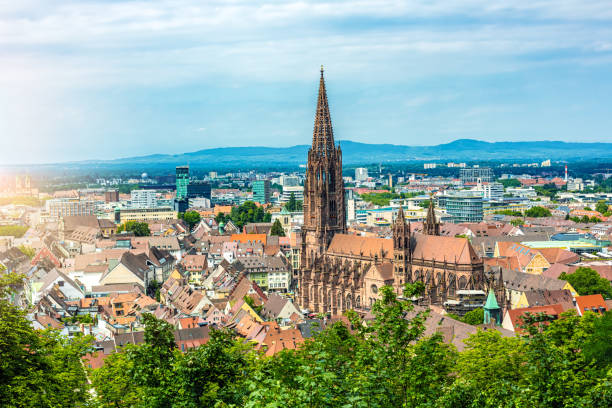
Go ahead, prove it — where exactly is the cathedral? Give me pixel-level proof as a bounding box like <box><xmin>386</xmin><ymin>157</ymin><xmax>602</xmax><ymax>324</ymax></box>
<box><xmin>298</xmin><ymin>68</ymin><xmax>487</xmax><ymax>315</ymax></box>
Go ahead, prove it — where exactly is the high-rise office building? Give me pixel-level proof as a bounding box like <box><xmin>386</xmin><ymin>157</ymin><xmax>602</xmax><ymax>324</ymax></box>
<box><xmin>252</xmin><ymin>180</ymin><xmax>271</xmax><ymax>204</ymax></box>
<box><xmin>176</xmin><ymin>165</ymin><xmax>189</xmax><ymax>200</ymax></box>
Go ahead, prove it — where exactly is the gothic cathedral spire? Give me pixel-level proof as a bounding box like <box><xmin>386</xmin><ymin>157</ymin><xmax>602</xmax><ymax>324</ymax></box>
<box><xmin>423</xmin><ymin>196</ymin><xmax>440</xmax><ymax>236</ymax></box>
<box><xmin>302</xmin><ymin>67</ymin><xmax>346</xmax><ymax>268</ymax></box>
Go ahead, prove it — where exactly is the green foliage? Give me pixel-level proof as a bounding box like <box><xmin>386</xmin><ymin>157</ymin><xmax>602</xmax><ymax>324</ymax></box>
<box><xmin>0</xmin><ymin>273</ymin><xmax>93</xmax><ymax>408</ymax></box>
<box><xmin>461</xmin><ymin>308</ymin><xmax>485</xmax><ymax>325</ymax></box>
<box><xmin>494</xmin><ymin>209</ymin><xmax>522</xmax><ymax>216</ymax></box>
<box><xmin>91</xmin><ymin>350</ymin><xmax>142</xmax><ymax>408</ymax></box>
<box><xmin>497</xmin><ymin>178</ymin><xmax>521</xmax><ymax>188</ymax></box>
<box><xmin>0</xmin><ymin>225</ymin><xmax>29</xmax><ymax>238</ymax></box>
<box><xmin>17</xmin><ymin>245</ymin><xmax>35</xmax><ymax>259</ymax></box>
<box><xmin>360</xmin><ymin>191</ymin><xmax>423</xmax><ymax>207</ymax></box>
<box><xmin>534</xmin><ymin>183</ymin><xmax>559</xmax><ymax>199</ymax></box>
<box><xmin>284</xmin><ymin>192</ymin><xmax>303</xmax><ymax>212</ymax></box>
<box><xmin>117</xmin><ymin>221</ymin><xmax>150</xmax><ymax>236</ymax></box>
<box><xmin>270</xmin><ymin>219</ymin><xmax>285</xmax><ymax>236</ymax></box>
<box><xmin>228</xmin><ymin>201</ymin><xmax>271</xmax><ymax>230</ymax></box>
<box><xmin>510</xmin><ymin>219</ymin><xmax>524</xmax><ymax>226</ymax></box>
<box><xmin>595</xmin><ymin>200</ymin><xmax>610</xmax><ymax>215</ymax></box>
<box><xmin>525</xmin><ymin>205</ymin><xmax>552</xmax><ymax>217</ymax></box>
<box><xmin>560</xmin><ymin>267</ymin><xmax>612</xmax><ymax>298</ymax></box>
<box><xmin>180</xmin><ymin>210</ymin><xmax>201</xmax><ymax>230</ymax></box>
<box><xmin>243</xmin><ymin>295</ymin><xmax>263</xmax><ymax>314</ymax></box>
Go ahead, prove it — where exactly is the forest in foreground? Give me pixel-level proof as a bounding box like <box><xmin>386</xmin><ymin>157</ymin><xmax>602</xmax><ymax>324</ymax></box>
<box><xmin>1</xmin><ymin>273</ymin><xmax>611</xmax><ymax>408</ymax></box>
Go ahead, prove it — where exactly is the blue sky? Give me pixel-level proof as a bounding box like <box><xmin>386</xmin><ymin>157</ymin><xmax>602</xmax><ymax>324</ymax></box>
<box><xmin>1</xmin><ymin>0</ymin><xmax>612</xmax><ymax>164</ymax></box>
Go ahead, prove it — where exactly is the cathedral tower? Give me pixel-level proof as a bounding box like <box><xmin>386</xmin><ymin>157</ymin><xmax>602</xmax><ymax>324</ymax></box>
<box><xmin>423</xmin><ymin>197</ymin><xmax>440</xmax><ymax>236</ymax></box>
<box><xmin>302</xmin><ymin>67</ymin><xmax>346</xmax><ymax>268</ymax></box>
<box><xmin>393</xmin><ymin>206</ymin><xmax>412</xmax><ymax>294</ymax></box>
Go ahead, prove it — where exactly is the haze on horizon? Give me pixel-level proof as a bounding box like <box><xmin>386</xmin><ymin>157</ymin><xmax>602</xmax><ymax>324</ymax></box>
<box><xmin>1</xmin><ymin>0</ymin><xmax>612</xmax><ymax>165</ymax></box>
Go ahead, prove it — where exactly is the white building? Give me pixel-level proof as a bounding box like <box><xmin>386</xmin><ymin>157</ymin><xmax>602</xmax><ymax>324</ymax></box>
<box><xmin>280</xmin><ymin>175</ymin><xmax>300</xmax><ymax>187</ymax></box>
<box><xmin>472</xmin><ymin>181</ymin><xmax>505</xmax><ymax>201</ymax></box>
<box><xmin>280</xmin><ymin>185</ymin><xmax>304</xmax><ymax>203</ymax></box>
<box><xmin>131</xmin><ymin>189</ymin><xmax>157</xmax><ymax>208</ymax></box>
<box><xmin>355</xmin><ymin>168</ymin><xmax>368</xmax><ymax>182</ymax></box>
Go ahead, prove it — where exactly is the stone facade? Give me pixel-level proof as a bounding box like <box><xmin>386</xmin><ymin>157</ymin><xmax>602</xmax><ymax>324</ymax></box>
<box><xmin>298</xmin><ymin>69</ymin><xmax>486</xmax><ymax>315</ymax></box>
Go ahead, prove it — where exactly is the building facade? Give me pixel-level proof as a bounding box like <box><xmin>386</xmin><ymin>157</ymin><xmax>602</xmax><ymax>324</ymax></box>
<box><xmin>45</xmin><ymin>199</ymin><xmax>94</xmax><ymax>218</ymax></box>
<box><xmin>131</xmin><ymin>189</ymin><xmax>157</xmax><ymax>208</ymax></box>
<box><xmin>176</xmin><ymin>165</ymin><xmax>190</xmax><ymax>200</ymax></box>
<box><xmin>460</xmin><ymin>167</ymin><xmax>494</xmax><ymax>184</ymax></box>
<box><xmin>298</xmin><ymin>68</ymin><xmax>486</xmax><ymax>315</ymax></box>
<box><xmin>253</xmin><ymin>180</ymin><xmax>271</xmax><ymax>204</ymax></box>
<box><xmin>444</xmin><ymin>193</ymin><xmax>484</xmax><ymax>223</ymax></box>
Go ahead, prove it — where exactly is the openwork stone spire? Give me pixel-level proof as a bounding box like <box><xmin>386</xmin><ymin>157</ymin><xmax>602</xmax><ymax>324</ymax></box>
<box><xmin>301</xmin><ymin>66</ymin><xmax>346</xmax><ymax>268</ymax></box>
<box><xmin>312</xmin><ymin>66</ymin><xmax>335</xmax><ymax>157</ymax></box>
<box><xmin>424</xmin><ymin>196</ymin><xmax>440</xmax><ymax>236</ymax></box>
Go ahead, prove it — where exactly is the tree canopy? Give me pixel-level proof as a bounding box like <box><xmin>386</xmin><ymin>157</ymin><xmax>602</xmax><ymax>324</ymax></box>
<box><xmin>117</xmin><ymin>221</ymin><xmax>150</xmax><ymax>236</ymax></box>
<box><xmin>525</xmin><ymin>206</ymin><xmax>552</xmax><ymax>217</ymax></box>
<box><xmin>216</xmin><ymin>201</ymin><xmax>271</xmax><ymax>229</ymax></box>
<box><xmin>179</xmin><ymin>210</ymin><xmax>201</xmax><ymax>230</ymax></box>
<box><xmin>284</xmin><ymin>192</ymin><xmax>303</xmax><ymax>212</ymax></box>
<box><xmin>270</xmin><ymin>219</ymin><xmax>285</xmax><ymax>236</ymax></box>
<box><xmin>560</xmin><ymin>267</ymin><xmax>612</xmax><ymax>299</ymax></box>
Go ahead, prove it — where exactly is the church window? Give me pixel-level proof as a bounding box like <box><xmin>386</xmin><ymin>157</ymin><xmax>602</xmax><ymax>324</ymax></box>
<box><xmin>371</xmin><ymin>284</ymin><xmax>378</xmax><ymax>294</ymax></box>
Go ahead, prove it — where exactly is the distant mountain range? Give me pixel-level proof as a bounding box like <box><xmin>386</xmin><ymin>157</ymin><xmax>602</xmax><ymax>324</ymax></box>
<box><xmin>29</xmin><ymin>139</ymin><xmax>612</xmax><ymax>171</ymax></box>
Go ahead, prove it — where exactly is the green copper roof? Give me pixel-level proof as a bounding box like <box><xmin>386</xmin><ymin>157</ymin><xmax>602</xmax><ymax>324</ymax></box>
<box><xmin>484</xmin><ymin>289</ymin><xmax>500</xmax><ymax>310</ymax></box>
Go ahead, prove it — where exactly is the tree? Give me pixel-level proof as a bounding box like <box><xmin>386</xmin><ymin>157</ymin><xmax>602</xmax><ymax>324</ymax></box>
<box><xmin>17</xmin><ymin>245</ymin><xmax>35</xmax><ymax>259</ymax></box>
<box><xmin>126</xmin><ymin>314</ymin><xmax>177</xmax><ymax>408</ymax></box>
<box><xmin>215</xmin><ymin>212</ymin><xmax>227</xmax><ymax>224</ymax></box>
<box><xmin>227</xmin><ymin>201</ymin><xmax>271</xmax><ymax>229</ymax></box>
<box><xmin>525</xmin><ymin>206</ymin><xmax>551</xmax><ymax>217</ymax></box>
<box><xmin>461</xmin><ymin>308</ymin><xmax>484</xmax><ymax>325</ymax></box>
<box><xmin>284</xmin><ymin>192</ymin><xmax>303</xmax><ymax>212</ymax></box>
<box><xmin>560</xmin><ymin>267</ymin><xmax>612</xmax><ymax>298</ymax></box>
<box><xmin>181</xmin><ymin>210</ymin><xmax>201</xmax><ymax>230</ymax></box>
<box><xmin>117</xmin><ymin>221</ymin><xmax>150</xmax><ymax>236</ymax></box>
<box><xmin>498</xmin><ymin>178</ymin><xmax>521</xmax><ymax>188</ymax></box>
<box><xmin>0</xmin><ymin>273</ymin><xmax>93</xmax><ymax>407</ymax></box>
<box><xmin>90</xmin><ymin>350</ymin><xmax>142</xmax><ymax>408</ymax></box>
<box><xmin>270</xmin><ymin>219</ymin><xmax>285</xmax><ymax>236</ymax></box>
<box><xmin>595</xmin><ymin>200</ymin><xmax>609</xmax><ymax>215</ymax></box>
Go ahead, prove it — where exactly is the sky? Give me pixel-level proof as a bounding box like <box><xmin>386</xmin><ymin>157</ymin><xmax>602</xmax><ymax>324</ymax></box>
<box><xmin>1</xmin><ymin>0</ymin><xmax>612</xmax><ymax>164</ymax></box>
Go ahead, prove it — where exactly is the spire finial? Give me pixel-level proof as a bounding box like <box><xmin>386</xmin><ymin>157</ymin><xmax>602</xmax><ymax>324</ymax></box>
<box><xmin>320</xmin><ymin>65</ymin><xmax>324</xmax><ymax>76</ymax></box>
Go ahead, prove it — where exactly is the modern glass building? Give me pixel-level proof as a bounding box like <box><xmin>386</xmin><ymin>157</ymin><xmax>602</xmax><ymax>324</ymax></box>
<box><xmin>444</xmin><ymin>192</ymin><xmax>484</xmax><ymax>223</ymax></box>
<box><xmin>176</xmin><ymin>165</ymin><xmax>189</xmax><ymax>200</ymax></box>
<box><xmin>187</xmin><ymin>182</ymin><xmax>212</xmax><ymax>200</ymax></box>
<box><xmin>252</xmin><ymin>180</ymin><xmax>271</xmax><ymax>204</ymax></box>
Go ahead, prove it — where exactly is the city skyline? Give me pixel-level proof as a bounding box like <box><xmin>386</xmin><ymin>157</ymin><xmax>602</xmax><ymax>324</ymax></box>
<box><xmin>2</xmin><ymin>0</ymin><xmax>612</xmax><ymax>164</ymax></box>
